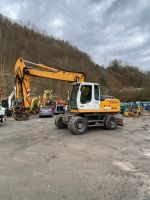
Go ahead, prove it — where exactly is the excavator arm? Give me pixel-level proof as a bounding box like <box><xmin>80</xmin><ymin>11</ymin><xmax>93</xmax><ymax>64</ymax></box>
<box><xmin>14</xmin><ymin>58</ymin><xmax>85</xmax><ymax>120</ymax></box>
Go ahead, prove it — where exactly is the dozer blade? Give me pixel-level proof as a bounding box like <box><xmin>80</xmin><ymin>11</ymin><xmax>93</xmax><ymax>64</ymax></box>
<box><xmin>115</xmin><ymin>114</ymin><xmax>124</xmax><ymax>126</ymax></box>
<box><xmin>116</xmin><ymin>118</ymin><xmax>124</xmax><ymax>126</ymax></box>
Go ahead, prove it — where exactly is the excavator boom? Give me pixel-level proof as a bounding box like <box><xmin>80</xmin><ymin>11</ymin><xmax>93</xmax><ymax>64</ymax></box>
<box><xmin>15</xmin><ymin>58</ymin><xmax>85</xmax><ymax>82</ymax></box>
<box><xmin>14</xmin><ymin>58</ymin><xmax>85</xmax><ymax>120</ymax></box>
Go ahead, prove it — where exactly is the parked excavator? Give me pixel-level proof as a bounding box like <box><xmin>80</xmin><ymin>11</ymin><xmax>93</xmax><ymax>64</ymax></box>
<box><xmin>14</xmin><ymin>57</ymin><xmax>123</xmax><ymax>134</ymax></box>
<box><xmin>39</xmin><ymin>90</ymin><xmax>53</xmax><ymax>107</ymax></box>
<box><xmin>30</xmin><ymin>96</ymin><xmax>40</xmax><ymax>114</ymax></box>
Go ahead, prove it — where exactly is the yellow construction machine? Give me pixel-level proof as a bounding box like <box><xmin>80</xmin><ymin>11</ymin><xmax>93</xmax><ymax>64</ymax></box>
<box><xmin>40</xmin><ymin>90</ymin><xmax>53</xmax><ymax>106</ymax></box>
<box><xmin>14</xmin><ymin>57</ymin><xmax>123</xmax><ymax>134</ymax></box>
<box><xmin>30</xmin><ymin>96</ymin><xmax>40</xmax><ymax>114</ymax></box>
<box><xmin>123</xmin><ymin>105</ymin><xmax>143</xmax><ymax>117</ymax></box>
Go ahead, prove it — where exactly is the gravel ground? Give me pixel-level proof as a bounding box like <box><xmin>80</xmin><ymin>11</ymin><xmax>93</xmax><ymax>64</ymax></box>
<box><xmin>0</xmin><ymin>114</ymin><xmax>150</xmax><ymax>200</ymax></box>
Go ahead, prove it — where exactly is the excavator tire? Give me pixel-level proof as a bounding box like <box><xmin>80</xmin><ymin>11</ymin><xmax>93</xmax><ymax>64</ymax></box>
<box><xmin>55</xmin><ymin>114</ymin><xmax>66</xmax><ymax>129</ymax></box>
<box><xmin>68</xmin><ymin>116</ymin><xmax>88</xmax><ymax>135</ymax></box>
<box><xmin>104</xmin><ymin>115</ymin><xmax>117</xmax><ymax>130</ymax></box>
<box><xmin>67</xmin><ymin>116</ymin><xmax>75</xmax><ymax>131</ymax></box>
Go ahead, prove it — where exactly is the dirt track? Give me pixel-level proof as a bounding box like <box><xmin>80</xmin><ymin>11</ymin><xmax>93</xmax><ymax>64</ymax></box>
<box><xmin>0</xmin><ymin>114</ymin><xmax>150</xmax><ymax>200</ymax></box>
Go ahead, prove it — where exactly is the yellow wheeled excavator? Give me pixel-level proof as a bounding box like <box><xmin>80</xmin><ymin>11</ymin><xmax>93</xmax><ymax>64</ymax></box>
<box><xmin>14</xmin><ymin>57</ymin><xmax>123</xmax><ymax>134</ymax></box>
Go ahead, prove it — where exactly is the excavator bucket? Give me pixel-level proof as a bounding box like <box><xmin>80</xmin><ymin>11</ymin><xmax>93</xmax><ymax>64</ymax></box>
<box><xmin>14</xmin><ymin>113</ymin><xmax>30</xmax><ymax>121</ymax></box>
<box><xmin>13</xmin><ymin>104</ymin><xmax>30</xmax><ymax>121</ymax></box>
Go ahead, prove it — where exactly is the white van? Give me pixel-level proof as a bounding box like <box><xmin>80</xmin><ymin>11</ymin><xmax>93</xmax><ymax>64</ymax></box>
<box><xmin>0</xmin><ymin>106</ymin><xmax>6</xmax><ymax>122</ymax></box>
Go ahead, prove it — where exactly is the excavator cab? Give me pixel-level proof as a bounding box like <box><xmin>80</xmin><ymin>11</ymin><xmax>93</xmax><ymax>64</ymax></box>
<box><xmin>70</xmin><ymin>82</ymin><xmax>100</xmax><ymax>110</ymax></box>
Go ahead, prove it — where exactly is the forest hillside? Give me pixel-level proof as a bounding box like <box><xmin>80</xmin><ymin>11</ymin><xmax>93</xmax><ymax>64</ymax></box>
<box><xmin>0</xmin><ymin>14</ymin><xmax>149</xmax><ymax>101</ymax></box>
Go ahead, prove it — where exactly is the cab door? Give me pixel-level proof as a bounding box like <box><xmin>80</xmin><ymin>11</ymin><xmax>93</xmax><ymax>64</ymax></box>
<box><xmin>77</xmin><ymin>83</ymin><xmax>100</xmax><ymax>110</ymax></box>
<box><xmin>93</xmin><ymin>84</ymin><xmax>100</xmax><ymax>109</ymax></box>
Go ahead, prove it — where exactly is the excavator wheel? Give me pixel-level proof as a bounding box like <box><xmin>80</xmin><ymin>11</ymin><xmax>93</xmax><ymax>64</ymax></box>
<box><xmin>55</xmin><ymin>114</ymin><xmax>67</xmax><ymax>129</ymax></box>
<box><xmin>68</xmin><ymin>116</ymin><xmax>88</xmax><ymax>135</ymax></box>
<box><xmin>104</xmin><ymin>115</ymin><xmax>117</xmax><ymax>130</ymax></box>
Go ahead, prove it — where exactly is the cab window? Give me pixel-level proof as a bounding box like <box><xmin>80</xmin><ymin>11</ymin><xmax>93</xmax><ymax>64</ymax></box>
<box><xmin>94</xmin><ymin>85</ymin><xmax>99</xmax><ymax>100</ymax></box>
<box><xmin>70</xmin><ymin>84</ymin><xmax>79</xmax><ymax>109</ymax></box>
<box><xmin>80</xmin><ymin>85</ymin><xmax>92</xmax><ymax>104</ymax></box>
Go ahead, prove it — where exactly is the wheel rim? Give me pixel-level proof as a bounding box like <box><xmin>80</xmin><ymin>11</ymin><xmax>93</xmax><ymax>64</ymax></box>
<box><xmin>110</xmin><ymin>120</ymin><xmax>115</xmax><ymax>127</ymax></box>
<box><xmin>77</xmin><ymin>122</ymin><xmax>83</xmax><ymax>129</ymax></box>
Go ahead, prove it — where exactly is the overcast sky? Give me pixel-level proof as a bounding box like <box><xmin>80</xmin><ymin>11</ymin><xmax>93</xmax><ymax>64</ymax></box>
<box><xmin>0</xmin><ymin>0</ymin><xmax>150</xmax><ymax>70</ymax></box>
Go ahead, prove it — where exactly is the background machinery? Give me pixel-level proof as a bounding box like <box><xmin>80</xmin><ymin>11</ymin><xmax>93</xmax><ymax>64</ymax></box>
<box><xmin>30</xmin><ymin>96</ymin><xmax>40</xmax><ymax>114</ymax></box>
<box><xmin>0</xmin><ymin>90</ymin><xmax>15</xmax><ymax>117</ymax></box>
<box><xmin>40</xmin><ymin>90</ymin><xmax>53</xmax><ymax>107</ymax></box>
<box><xmin>14</xmin><ymin>57</ymin><xmax>123</xmax><ymax>134</ymax></box>
<box><xmin>53</xmin><ymin>99</ymin><xmax>66</xmax><ymax>115</ymax></box>
<box><xmin>121</xmin><ymin>102</ymin><xmax>143</xmax><ymax>117</ymax></box>
<box><xmin>0</xmin><ymin>104</ymin><xmax>6</xmax><ymax>123</ymax></box>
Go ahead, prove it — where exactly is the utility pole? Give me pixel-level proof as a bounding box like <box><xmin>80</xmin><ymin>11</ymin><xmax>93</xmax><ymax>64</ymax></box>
<box><xmin>104</xmin><ymin>56</ymin><xmax>108</xmax><ymax>68</ymax></box>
